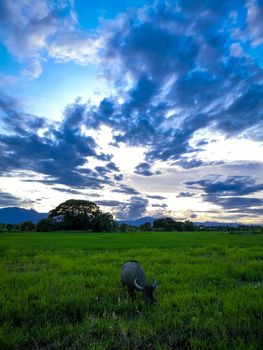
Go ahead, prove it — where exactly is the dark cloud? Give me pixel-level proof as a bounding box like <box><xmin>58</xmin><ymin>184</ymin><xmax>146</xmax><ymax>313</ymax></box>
<box><xmin>106</xmin><ymin>162</ymin><xmax>120</xmax><ymax>172</ymax></box>
<box><xmin>135</xmin><ymin>162</ymin><xmax>161</xmax><ymax>176</ymax></box>
<box><xmin>114</xmin><ymin>174</ymin><xmax>123</xmax><ymax>181</ymax></box>
<box><xmin>106</xmin><ymin>17</ymin><xmax>198</xmax><ymax>81</ymax></box>
<box><xmin>0</xmin><ymin>190</ymin><xmax>33</xmax><ymax>207</ymax></box>
<box><xmin>112</xmin><ymin>185</ymin><xmax>140</xmax><ymax>195</ymax></box>
<box><xmin>223</xmin><ymin>161</ymin><xmax>263</xmax><ymax>173</ymax></box>
<box><xmin>151</xmin><ymin>203</ymin><xmax>168</xmax><ymax>208</ymax></box>
<box><xmin>95</xmin><ymin>166</ymin><xmax>109</xmax><ymax>176</ymax></box>
<box><xmin>196</xmin><ymin>139</ymin><xmax>210</xmax><ymax>147</ymax></box>
<box><xmin>216</xmin><ymin>197</ymin><xmax>263</xmax><ymax>210</ymax></box>
<box><xmin>2</xmin><ymin>1</ymin><xmax>263</xmax><ymax>169</ymax></box>
<box><xmin>116</xmin><ymin>196</ymin><xmax>148</xmax><ymax>220</ymax></box>
<box><xmin>215</xmin><ymin>83</ymin><xmax>263</xmax><ymax>135</ymax></box>
<box><xmin>147</xmin><ymin>195</ymin><xmax>167</xmax><ymax>200</ymax></box>
<box><xmin>79</xmin><ymin>0</ymin><xmax>263</xmax><ymax>165</ymax></box>
<box><xmin>97</xmin><ymin>196</ymin><xmax>150</xmax><ymax>220</ymax></box>
<box><xmin>0</xmin><ymin>95</ymin><xmax>111</xmax><ymax>189</ymax></box>
<box><xmin>96</xmin><ymin>153</ymin><xmax>113</xmax><ymax>161</ymax></box>
<box><xmin>0</xmin><ymin>93</ymin><xmax>48</xmax><ymax>134</ymax></box>
<box><xmin>177</xmin><ymin>192</ymin><xmax>195</xmax><ymax>198</ymax></box>
<box><xmin>186</xmin><ymin>176</ymin><xmax>263</xmax><ymax>196</ymax></box>
<box><xmin>175</xmin><ymin>158</ymin><xmax>205</xmax><ymax>169</ymax></box>
<box><xmin>229</xmin><ymin>207</ymin><xmax>263</xmax><ymax>215</ymax></box>
<box><xmin>186</xmin><ymin>175</ymin><xmax>263</xmax><ymax>212</ymax></box>
<box><xmin>94</xmin><ymin>161</ymin><xmax>120</xmax><ymax>176</ymax></box>
<box><xmin>52</xmin><ymin>188</ymin><xmax>83</xmax><ymax>195</ymax></box>
<box><xmin>97</xmin><ymin>200</ymin><xmax>125</xmax><ymax>207</ymax></box>
<box><xmin>0</xmin><ymin>191</ymin><xmax>22</xmax><ymax>207</ymax></box>
<box><xmin>2</xmin><ymin>1</ymin><xmax>262</xmax><ymax>169</ymax></box>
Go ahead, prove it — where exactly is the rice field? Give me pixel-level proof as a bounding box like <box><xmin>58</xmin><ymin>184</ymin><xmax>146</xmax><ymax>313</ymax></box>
<box><xmin>0</xmin><ymin>231</ymin><xmax>262</xmax><ymax>349</ymax></box>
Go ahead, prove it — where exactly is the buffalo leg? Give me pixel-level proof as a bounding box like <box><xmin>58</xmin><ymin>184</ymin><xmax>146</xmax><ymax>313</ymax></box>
<box><xmin>128</xmin><ymin>287</ymin><xmax>135</xmax><ymax>301</ymax></box>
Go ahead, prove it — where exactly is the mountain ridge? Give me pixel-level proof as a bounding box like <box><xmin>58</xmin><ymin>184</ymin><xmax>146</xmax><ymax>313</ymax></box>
<box><xmin>0</xmin><ymin>207</ymin><xmax>250</xmax><ymax>227</ymax></box>
<box><xmin>0</xmin><ymin>207</ymin><xmax>48</xmax><ymax>224</ymax></box>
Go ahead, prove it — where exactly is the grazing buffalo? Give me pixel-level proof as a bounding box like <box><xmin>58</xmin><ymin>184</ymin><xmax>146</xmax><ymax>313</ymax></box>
<box><xmin>120</xmin><ymin>260</ymin><xmax>158</xmax><ymax>303</ymax></box>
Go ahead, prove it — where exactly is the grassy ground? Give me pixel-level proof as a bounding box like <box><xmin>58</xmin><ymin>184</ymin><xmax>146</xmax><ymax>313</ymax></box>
<box><xmin>0</xmin><ymin>231</ymin><xmax>262</xmax><ymax>349</ymax></box>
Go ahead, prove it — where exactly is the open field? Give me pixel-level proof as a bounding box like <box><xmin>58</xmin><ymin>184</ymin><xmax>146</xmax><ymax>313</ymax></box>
<box><xmin>0</xmin><ymin>231</ymin><xmax>262</xmax><ymax>349</ymax></box>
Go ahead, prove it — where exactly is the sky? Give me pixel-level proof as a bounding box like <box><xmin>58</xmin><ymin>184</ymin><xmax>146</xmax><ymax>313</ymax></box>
<box><xmin>0</xmin><ymin>0</ymin><xmax>263</xmax><ymax>223</ymax></box>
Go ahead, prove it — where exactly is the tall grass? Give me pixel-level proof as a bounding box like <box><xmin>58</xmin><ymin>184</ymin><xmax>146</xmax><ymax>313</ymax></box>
<box><xmin>0</xmin><ymin>231</ymin><xmax>262</xmax><ymax>349</ymax></box>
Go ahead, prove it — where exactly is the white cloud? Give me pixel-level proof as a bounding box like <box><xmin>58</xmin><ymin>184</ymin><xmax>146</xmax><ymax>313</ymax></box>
<box><xmin>0</xmin><ymin>0</ymin><xmax>103</xmax><ymax>79</ymax></box>
<box><xmin>192</xmin><ymin>133</ymin><xmax>263</xmax><ymax>163</ymax></box>
<box><xmin>230</xmin><ymin>43</ymin><xmax>244</xmax><ymax>57</ymax></box>
<box><xmin>21</xmin><ymin>57</ymin><xmax>44</xmax><ymax>80</ymax></box>
<box><xmin>246</xmin><ymin>0</ymin><xmax>263</xmax><ymax>47</ymax></box>
<box><xmin>48</xmin><ymin>33</ymin><xmax>104</xmax><ymax>64</ymax></box>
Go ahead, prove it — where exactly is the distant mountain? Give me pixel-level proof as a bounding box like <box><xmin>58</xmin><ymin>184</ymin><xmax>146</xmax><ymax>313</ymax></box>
<box><xmin>118</xmin><ymin>216</ymin><xmax>156</xmax><ymax>226</ymax></box>
<box><xmin>0</xmin><ymin>208</ymin><xmax>244</xmax><ymax>227</ymax></box>
<box><xmin>0</xmin><ymin>207</ymin><xmax>48</xmax><ymax>224</ymax></box>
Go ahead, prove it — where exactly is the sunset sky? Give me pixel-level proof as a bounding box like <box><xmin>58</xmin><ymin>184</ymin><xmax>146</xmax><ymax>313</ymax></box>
<box><xmin>0</xmin><ymin>0</ymin><xmax>263</xmax><ymax>223</ymax></box>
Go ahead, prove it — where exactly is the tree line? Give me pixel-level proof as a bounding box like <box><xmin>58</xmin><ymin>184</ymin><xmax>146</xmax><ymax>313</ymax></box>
<box><xmin>0</xmin><ymin>199</ymin><xmax>192</xmax><ymax>232</ymax></box>
<box><xmin>0</xmin><ymin>200</ymin><xmax>114</xmax><ymax>233</ymax></box>
<box><xmin>0</xmin><ymin>199</ymin><xmax>262</xmax><ymax>233</ymax></box>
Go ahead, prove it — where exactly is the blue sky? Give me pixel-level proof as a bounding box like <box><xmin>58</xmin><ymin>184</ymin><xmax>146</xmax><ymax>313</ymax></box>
<box><xmin>0</xmin><ymin>0</ymin><xmax>263</xmax><ymax>223</ymax></box>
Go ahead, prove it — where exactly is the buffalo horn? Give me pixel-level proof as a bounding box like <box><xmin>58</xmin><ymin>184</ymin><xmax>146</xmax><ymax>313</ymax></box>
<box><xmin>134</xmin><ymin>278</ymin><xmax>144</xmax><ymax>290</ymax></box>
<box><xmin>151</xmin><ymin>276</ymin><xmax>158</xmax><ymax>289</ymax></box>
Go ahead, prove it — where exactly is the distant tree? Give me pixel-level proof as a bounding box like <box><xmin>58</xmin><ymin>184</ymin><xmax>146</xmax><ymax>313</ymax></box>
<box><xmin>49</xmin><ymin>199</ymin><xmax>100</xmax><ymax>230</ymax></box>
<box><xmin>139</xmin><ymin>222</ymin><xmax>152</xmax><ymax>231</ymax></box>
<box><xmin>20</xmin><ymin>221</ymin><xmax>35</xmax><ymax>232</ymax></box>
<box><xmin>6</xmin><ymin>224</ymin><xmax>14</xmax><ymax>232</ymax></box>
<box><xmin>118</xmin><ymin>223</ymin><xmax>137</xmax><ymax>232</ymax></box>
<box><xmin>153</xmin><ymin>217</ymin><xmax>195</xmax><ymax>231</ymax></box>
<box><xmin>110</xmin><ymin>221</ymin><xmax>120</xmax><ymax>232</ymax></box>
<box><xmin>36</xmin><ymin>218</ymin><xmax>57</xmax><ymax>232</ymax></box>
<box><xmin>92</xmin><ymin>212</ymin><xmax>114</xmax><ymax>232</ymax></box>
<box><xmin>183</xmin><ymin>220</ymin><xmax>195</xmax><ymax>231</ymax></box>
<box><xmin>49</xmin><ymin>199</ymin><xmax>114</xmax><ymax>231</ymax></box>
<box><xmin>153</xmin><ymin>217</ymin><xmax>176</xmax><ymax>231</ymax></box>
<box><xmin>0</xmin><ymin>223</ymin><xmax>8</xmax><ymax>232</ymax></box>
<box><xmin>173</xmin><ymin>221</ymin><xmax>185</xmax><ymax>231</ymax></box>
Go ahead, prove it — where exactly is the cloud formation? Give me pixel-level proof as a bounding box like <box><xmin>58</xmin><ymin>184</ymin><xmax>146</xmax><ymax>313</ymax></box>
<box><xmin>135</xmin><ymin>162</ymin><xmax>161</xmax><ymax>176</ymax></box>
<box><xmin>0</xmin><ymin>0</ymin><xmax>102</xmax><ymax>78</ymax></box>
<box><xmin>186</xmin><ymin>175</ymin><xmax>263</xmax><ymax>213</ymax></box>
<box><xmin>0</xmin><ymin>190</ymin><xmax>33</xmax><ymax>207</ymax></box>
<box><xmin>176</xmin><ymin>192</ymin><xmax>195</xmax><ymax>198</ymax></box>
<box><xmin>0</xmin><ymin>0</ymin><xmax>263</xmax><ymax>221</ymax></box>
<box><xmin>0</xmin><ymin>191</ymin><xmax>21</xmax><ymax>207</ymax></box>
<box><xmin>0</xmin><ymin>95</ymin><xmax>111</xmax><ymax>188</ymax></box>
<box><xmin>76</xmin><ymin>0</ymin><xmax>263</xmax><ymax>167</ymax></box>
<box><xmin>116</xmin><ymin>196</ymin><xmax>148</xmax><ymax>220</ymax></box>
<box><xmin>2</xmin><ymin>1</ymin><xmax>263</xmax><ymax>164</ymax></box>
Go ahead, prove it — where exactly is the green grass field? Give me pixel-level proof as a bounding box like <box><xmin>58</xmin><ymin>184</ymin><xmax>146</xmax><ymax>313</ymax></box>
<box><xmin>0</xmin><ymin>231</ymin><xmax>262</xmax><ymax>349</ymax></box>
